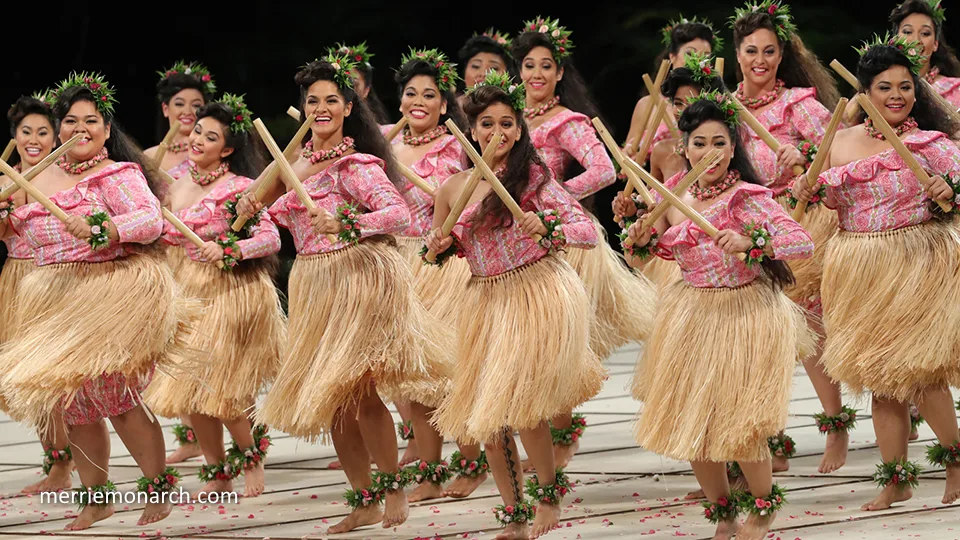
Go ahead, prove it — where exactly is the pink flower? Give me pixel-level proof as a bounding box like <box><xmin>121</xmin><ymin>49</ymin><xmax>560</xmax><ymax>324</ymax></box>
<box><xmin>166</xmin><ymin>475</ymin><xmax>176</xmax><ymax>484</ymax></box>
<box><xmin>51</xmin><ymin>450</ymin><xmax>59</xmax><ymax>459</ymax></box>
<box><xmin>90</xmin><ymin>83</ymin><xmax>101</xmax><ymax>90</ymax></box>
<box><xmin>755</xmin><ymin>498</ymin><xmax>765</xmax><ymax>508</ymax></box>
<box><xmin>223</xmin><ymin>247</ymin><xmax>233</xmax><ymax>255</ymax></box>
<box><xmin>718</xmin><ymin>497</ymin><xmax>728</xmax><ymax>506</ymax></box>
<box><xmin>202</xmin><ymin>74</ymin><xmax>211</xmax><ymax>82</ymax></box>
<box><xmin>505</xmin><ymin>505</ymin><xmax>515</xmax><ymax>513</ymax></box>
<box><xmin>768</xmin><ymin>4</ymin><xmax>778</xmax><ymax>15</ymax></box>
<box><xmin>750</xmin><ymin>248</ymin><xmax>763</xmax><ymax>259</ymax></box>
<box><xmin>468</xmin><ymin>462</ymin><xmax>477</xmax><ymax>471</ymax></box>
<box><xmin>704</xmin><ymin>508</ymin><xmax>713</xmax><ymax>518</ymax></box>
<box><xmin>148</xmin><ymin>485</ymin><xmax>155</xmax><ymax>493</ymax></box>
<box><xmin>820</xmin><ymin>425</ymin><xmax>829</xmax><ymax>432</ymax></box>
<box><xmin>460</xmin><ymin>459</ymin><xmax>468</xmax><ymax>467</ymax></box>
<box><xmin>419</xmin><ymin>461</ymin><xmax>428</xmax><ymax>471</ymax></box>
<box><xmin>571</xmin><ymin>433</ymin><xmax>579</xmax><ymax>442</ymax></box>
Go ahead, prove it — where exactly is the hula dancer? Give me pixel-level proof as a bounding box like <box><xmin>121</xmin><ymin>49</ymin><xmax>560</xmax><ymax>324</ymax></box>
<box><xmin>457</xmin><ymin>27</ymin><xmax>517</xmax><ymax>107</ymax></box>
<box><xmin>892</xmin><ymin>0</ymin><xmax>960</xmax><ymax>108</ymax></box>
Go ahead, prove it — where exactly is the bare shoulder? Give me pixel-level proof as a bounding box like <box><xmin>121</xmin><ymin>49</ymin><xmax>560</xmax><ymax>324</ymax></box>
<box><xmin>143</xmin><ymin>145</ymin><xmax>159</xmax><ymax>158</ymax></box>
<box><xmin>437</xmin><ymin>170</ymin><xmax>470</xmax><ymax>201</ymax></box>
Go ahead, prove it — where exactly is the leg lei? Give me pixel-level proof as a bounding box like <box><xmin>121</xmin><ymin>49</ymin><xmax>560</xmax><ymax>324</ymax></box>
<box><xmin>814</xmin><ymin>406</ymin><xmax>859</xmax><ymax>434</ymax></box>
<box><xmin>737</xmin><ymin>484</ymin><xmax>787</xmax><ymax>516</ymax></box>
<box><xmin>873</xmin><ymin>458</ymin><xmax>921</xmax><ymax>490</ymax></box>
<box><xmin>703</xmin><ymin>492</ymin><xmax>739</xmax><ymax>523</ymax></box>
<box><xmin>171</xmin><ymin>424</ymin><xmax>197</xmax><ymax>446</ymax></box>
<box><xmin>74</xmin><ymin>480</ymin><xmax>118</xmax><ymax>510</ymax></box>
<box><xmin>42</xmin><ymin>445</ymin><xmax>72</xmax><ymax>475</ymax></box>
<box><xmin>550</xmin><ymin>414</ymin><xmax>587</xmax><ymax>446</ymax></box>
<box><xmin>343</xmin><ymin>469</ymin><xmax>413</xmax><ymax>510</ymax></box>
<box><xmin>227</xmin><ymin>424</ymin><xmax>271</xmax><ymax>475</ymax></box>
<box><xmin>524</xmin><ymin>468</ymin><xmax>575</xmax><ymax>505</ymax></box>
<box><xmin>449</xmin><ymin>450</ymin><xmax>489</xmax><ymax>479</ymax></box>
<box><xmin>396</xmin><ymin>420</ymin><xmax>414</xmax><ymax>441</ymax></box>
<box><xmin>408</xmin><ymin>459</ymin><xmax>452</xmax><ymax>486</ymax></box>
<box><xmin>767</xmin><ymin>433</ymin><xmax>796</xmax><ymax>459</ymax></box>
<box><xmin>136</xmin><ymin>467</ymin><xmax>181</xmax><ymax>498</ymax></box>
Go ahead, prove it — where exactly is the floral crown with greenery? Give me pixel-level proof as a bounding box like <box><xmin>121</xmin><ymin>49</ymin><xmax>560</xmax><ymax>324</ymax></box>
<box><xmin>329</xmin><ymin>42</ymin><xmax>374</xmax><ymax>68</ymax></box>
<box><xmin>216</xmin><ymin>93</ymin><xmax>254</xmax><ymax>134</ymax></box>
<box><xmin>686</xmin><ymin>90</ymin><xmax>741</xmax><ymax>128</ymax></box>
<box><xmin>857</xmin><ymin>32</ymin><xmax>926</xmax><ymax>75</ymax></box>
<box><xmin>466</xmin><ymin>70</ymin><xmax>526</xmax><ymax>112</ymax></box>
<box><xmin>661</xmin><ymin>15</ymin><xmax>724</xmax><ymax>53</ymax></box>
<box><xmin>48</xmin><ymin>71</ymin><xmax>117</xmax><ymax>117</ymax></box>
<box><xmin>521</xmin><ymin>16</ymin><xmax>574</xmax><ymax>62</ymax></box>
<box><xmin>731</xmin><ymin>0</ymin><xmax>798</xmax><ymax>43</ymax></box>
<box><xmin>159</xmin><ymin>60</ymin><xmax>216</xmax><ymax>96</ymax></box>
<box><xmin>400</xmin><ymin>47</ymin><xmax>460</xmax><ymax>92</ymax></box>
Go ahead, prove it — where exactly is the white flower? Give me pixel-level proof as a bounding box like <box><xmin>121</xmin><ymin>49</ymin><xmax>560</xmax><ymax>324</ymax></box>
<box><xmin>908</xmin><ymin>49</ymin><xmax>917</xmax><ymax>56</ymax></box>
<box><xmin>760</xmin><ymin>509</ymin><xmax>768</xmax><ymax>516</ymax></box>
<box><xmin>955</xmin><ymin>194</ymin><xmax>960</xmax><ymax>205</ymax></box>
<box><xmin>552</xmin><ymin>29</ymin><xmax>560</xmax><ymax>38</ymax></box>
<box><xmin>839</xmin><ymin>413</ymin><xmax>850</xmax><ymax>421</ymax></box>
<box><xmin>755</xmin><ymin>236</ymin><xmax>766</xmax><ymax>247</ymax></box>
<box><xmin>331</xmin><ymin>62</ymin><xmax>340</xmax><ymax>70</ymax></box>
<box><xmin>184</xmin><ymin>68</ymin><xmax>192</xmax><ymax>74</ymax></box>
<box><xmin>508</xmin><ymin>85</ymin><xmax>517</xmax><ymax>93</ymax></box>
<box><xmin>539</xmin><ymin>25</ymin><xmax>549</xmax><ymax>33</ymax></box>
<box><xmin>90</xmin><ymin>225</ymin><xmax>101</xmax><ymax>235</ymax></box>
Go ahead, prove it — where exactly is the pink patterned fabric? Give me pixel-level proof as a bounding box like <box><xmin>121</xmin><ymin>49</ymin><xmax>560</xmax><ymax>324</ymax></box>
<box><xmin>654</xmin><ymin>179</ymin><xmax>813</xmax><ymax>288</ymax></box>
<box><xmin>648</xmin><ymin>122</ymin><xmax>672</xmax><ymax>155</ymax></box>
<box><xmin>820</xmin><ymin>130</ymin><xmax>960</xmax><ymax>232</ymax></box>
<box><xmin>9</xmin><ymin>162</ymin><xmax>163</xmax><ymax>266</ymax></box>
<box><xmin>451</xmin><ymin>164</ymin><xmax>599</xmax><ymax>276</ymax></box>
<box><xmin>2</xmin><ymin>235</ymin><xmax>33</xmax><ymax>259</ymax></box>
<box><xmin>741</xmin><ymin>87</ymin><xmax>832</xmax><ymax>197</ymax></box>
<box><xmin>269</xmin><ymin>153</ymin><xmax>410</xmax><ymax>254</ymax></box>
<box><xmin>394</xmin><ymin>135</ymin><xmax>466</xmax><ymax>238</ymax></box>
<box><xmin>530</xmin><ymin>109</ymin><xmax>616</xmax><ymax>200</ymax></box>
<box><xmin>931</xmin><ymin>76</ymin><xmax>960</xmax><ymax>109</ymax></box>
<box><xmin>62</xmin><ymin>369</ymin><xmax>153</xmax><ymax>426</ymax></box>
<box><xmin>161</xmin><ymin>165</ymin><xmax>280</xmax><ymax>261</ymax></box>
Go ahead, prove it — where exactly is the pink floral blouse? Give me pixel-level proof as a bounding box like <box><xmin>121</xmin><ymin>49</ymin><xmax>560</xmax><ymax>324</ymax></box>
<box><xmin>653</xmin><ymin>174</ymin><xmax>813</xmax><ymax>288</ymax></box>
<box><xmin>2</xmin><ymin>235</ymin><xmax>32</xmax><ymax>259</ymax></box>
<box><xmin>161</xmin><ymin>164</ymin><xmax>280</xmax><ymax>261</ymax></box>
<box><xmin>9</xmin><ymin>162</ymin><xmax>163</xmax><ymax>266</ymax></box>
<box><xmin>931</xmin><ymin>76</ymin><xmax>960</xmax><ymax>109</ymax></box>
<box><xmin>394</xmin><ymin>135</ymin><xmax>465</xmax><ymax>238</ymax></box>
<box><xmin>820</xmin><ymin>130</ymin><xmax>960</xmax><ymax>232</ymax></box>
<box><xmin>269</xmin><ymin>153</ymin><xmax>411</xmax><ymax>255</ymax></box>
<box><xmin>451</xmin><ymin>163</ymin><xmax>599</xmax><ymax>277</ymax></box>
<box><xmin>530</xmin><ymin>109</ymin><xmax>616</xmax><ymax>200</ymax></box>
<box><xmin>742</xmin><ymin>87</ymin><xmax>832</xmax><ymax>197</ymax></box>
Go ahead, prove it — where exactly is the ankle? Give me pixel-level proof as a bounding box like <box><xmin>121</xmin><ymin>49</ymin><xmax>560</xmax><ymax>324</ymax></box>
<box><xmin>137</xmin><ymin>466</ymin><xmax>181</xmax><ymax>501</ymax></box>
<box><xmin>75</xmin><ymin>480</ymin><xmax>118</xmax><ymax>511</ymax></box>
<box><xmin>525</xmin><ymin>468</ymin><xmax>574</xmax><ymax>505</ymax></box>
<box><xmin>449</xmin><ymin>450</ymin><xmax>489</xmax><ymax>479</ymax></box>
<box><xmin>926</xmin><ymin>441</ymin><xmax>960</xmax><ymax>468</ymax></box>
<box><xmin>227</xmin><ymin>424</ymin><xmax>271</xmax><ymax>475</ymax></box>
<box><xmin>814</xmin><ymin>406</ymin><xmax>859</xmax><ymax>435</ymax></box>
<box><xmin>493</xmin><ymin>499</ymin><xmax>535</xmax><ymax>527</ymax></box>
<box><xmin>767</xmin><ymin>433</ymin><xmax>796</xmax><ymax>460</ymax></box>
<box><xmin>873</xmin><ymin>458</ymin><xmax>921</xmax><ymax>490</ymax></box>
<box><xmin>171</xmin><ymin>424</ymin><xmax>197</xmax><ymax>446</ymax></box>
<box><xmin>550</xmin><ymin>414</ymin><xmax>587</xmax><ymax>446</ymax></box>
<box><xmin>408</xmin><ymin>458</ymin><xmax>452</xmax><ymax>486</ymax></box>
<box><xmin>42</xmin><ymin>445</ymin><xmax>73</xmax><ymax>475</ymax></box>
<box><xmin>739</xmin><ymin>483</ymin><xmax>786</xmax><ymax>517</ymax></box>
<box><xmin>199</xmin><ymin>459</ymin><xmax>238</xmax><ymax>483</ymax></box>
<box><xmin>396</xmin><ymin>420</ymin><xmax>415</xmax><ymax>441</ymax></box>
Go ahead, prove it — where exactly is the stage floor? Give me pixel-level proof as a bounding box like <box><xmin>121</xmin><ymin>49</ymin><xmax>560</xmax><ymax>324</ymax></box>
<box><xmin>0</xmin><ymin>343</ymin><xmax>958</xmax><ymax>539</ymax></box>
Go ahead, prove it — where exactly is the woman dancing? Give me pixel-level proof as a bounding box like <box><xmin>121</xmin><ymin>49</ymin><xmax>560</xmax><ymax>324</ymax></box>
<box><xmin>457</xmin><ymin>28</ymin><xmax>516</xmax><ymax>107</ymax></box>
<box><xmin>891</xmin><ymin>0</ymin><xmax>960</xmax><ymax>108</ymax></box>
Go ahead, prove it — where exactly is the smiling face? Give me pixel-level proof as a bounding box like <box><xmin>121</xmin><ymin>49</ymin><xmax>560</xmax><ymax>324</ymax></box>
<box><xmin>188</xmin><ymin>116</ymin><xmax>233</xmax><ymax>170</ymax></box>
<box><xmin>867</xmin><ymin>65</ymin><xmax>916</xmax><ymax>127</ymax></box>
<box><xmin>303</xmin><ymin>80</ymin><xmax>353</xmax><ymax>140</ymax></box>
<box><xmin>736</xmin><ymin>28</ymin><xmax>782</xmax><ymax>88</ymax></box>
<box><xmin>59</xmin><ymin>100</ymin><xmax>111</xmax><ymax>162</ymax></box>
<box><xmin>472</xmin><ymin>102</ymin><xmax>522</xmax><ymax>163</ymax></box>
<box><xmin>668</xmin><ymin>38</ymin><xmax>713</xmax><ymax>69</ymax></box>
<box><xmin>465</xmin><ymin>52</ymin><xmax>506</xmax><ymax>87</ymax></box>
<box><xmin>15</xmin><ymin>113</ymin><xmax>55</xmax><ymax>167</ymax></box>
<box><xmin>898</xmin><ymin>13</ymin><xmax>939</xmax><ymax>69</ymax></box>
<box><xmin>401</xmin><ymin>75</ymin><xmax>447</xmax><ymax>135</ymax></box>
<box><xmin>520</xmin><ymin>46</ymin><xmax>563</xmax><ymax>104</ymax></box>
<box><xmin>162</xmin><ymin>88</ymin><xmax>204</xmax><ymax>136</ymax></box>
<box><xmin>685</xmin><ymin>120</ymin><xmax>735</xmax><ymax>183</ymax></box>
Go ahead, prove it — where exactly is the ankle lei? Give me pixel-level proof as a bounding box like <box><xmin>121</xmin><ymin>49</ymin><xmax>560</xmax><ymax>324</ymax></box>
<box><xmin>227</xmin><ymin>424</ymin><xmax>271</xmax><ymax>473</ymax></box>
<box><xmin>136</xmin><ymin>466</ymin><xmax>181</xmax><ymax>496</ymax></box>
<box><xmin>524</xmin><ymin>468</ymin><xmax>574</xmax><ymax>505</ymax></box>
<box><xmin>814</xmin><ymin>406</ymin><xmax>858</xmax><ymax>434</ymax></box>
<box><xmin>910</xmin><ymin>404</ymin><xmax>925</xmax><ymax>431</ymax></box>
<box><xmin>550</xmin><ymin>414</ymin><xmax>587</xmax><ymax>446</ymax></box>
<box><xmin>408</xmin><ymin>459</ymin><xmax>453</xmax><ymax>485</ymax></box>
<box><xmin>739</xmin><ymin>483</ymin><xmax>787</xmax><ymax>517</ymax></box>
<box><xmin>172</xmin><ymin>423</ymin><xmax>197</xmax><ymax>446</ymax></box>
<box><xmin>449</xmin><ymin>450</ymin><xmax>489</xmax><ymax>478</ymax></box>
<box><xmin>926</xmin><ymin>441</ymin><xmax>960</xmax><ymax>467</ymax></box>
<box><xmin>703</xmin><ymin>492</ymin><xmax>740</xmax><ymax>523</ymax></box>
<box><xmin>42</xmin><ymin>445</ymin><xmax>72</xmax><ymax>475</ymax></box>
<box><xmin>873</xmin><ymin>458</ymin><xmax>921</xmax><ymax>490</ymax></box>
<box><xmin>396</xmin><ymin>420</ymin><xmax>414</xmax><ymax>441</ymax></box>
<box><xmin>767</xmin><ymin>433</ymin><xmax>796</xmax><ymax>459</ymax></box>
<box><xmin>344</xmin><ymin>469</ymin><xmax>415</xmax><ymax>510</ymax></box>
<box><xmin>198</xmin><ymin>460</ymin><xmax>238</xmax><ymax>482</ymax></box>
<box><xmin>494</xmin><ymin>500</ymin><xmax>536</xmax><ymax>527</ymax></box>
<box><xmin>74</xmin><ymin>480</ymin><xmax>118</xmax><ymax>510</ymax></box>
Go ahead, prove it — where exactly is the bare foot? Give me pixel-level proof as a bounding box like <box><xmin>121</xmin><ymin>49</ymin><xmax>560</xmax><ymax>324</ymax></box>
<box><xmin>408</xmin><ymin>482</ymin><xmax>443</xmax><ymax>503</ymax></box>
<box><xmin>243</xmin><ymin>462</ymin><xmax>265</xmax><ymax>498</ymax></box>
<box><xmin>22</xmin><ymin>461</ymin><xmax>73</xmax><ymax>494</ymax></box>
<box><xmin>443</xmin><ymin>473</ymin><xmax>488</xmax><ymax>499</ymax></box>
<box><xmin>738</xmin><ymin>512</ymin><xmax>775</xmax><ymax>540</ymax></box>
<box><xmin>909</xmin><ymin>427</ymin><xmax>920</xmax><ymax>441</ymax></box>
<box><xmin>496</xmin><ymin>522</ymin><xmax>531</xmax><ymax>540</ymax></box>
<box><xmin>398</xmin><ymin>439</ymin><xmax>419</xmax><ymax>467</ymax></box>
<box><xmin>712</xmin><ymin>518</ymin><xmax>739</xmax><ymax>539</ymax></box>
<box><xmin>64</xmin><ymin>503</ymin><xmax>114</xmax><ymax>530</ymax></box>
<box><xmin>818</xmin><ymin>430</ymin><xmax>849</xmax><ymax>474</ymax></box>
<box><xmin>327</xmin><ymin>505</ymin><xmax>383</xmax><ymax>534</ymax></box>
<box><xmin>192</xmin><ymin>479</ymin><xmax>233</xmax><ymax>500</ymax></box>
<box><xmin>138</xmin><ymin>502</ymin><xmax>172</xmax><ymax>526</ymax></box>
<box><xmin>382</xmin><ymin>489</ymin><xmax>409</xmax><ymax>528</ymax></box>
<box><xmin>166</xmin><ymin>443</ymin><xmax>202</xmax><ymax>464</ymax></box>
<box><xmin>943</xmin><ymin>465</ymin><xmax>960</xmax><ymax>504</ymax></box>
<box><xmin>771</xmin><ymin>455</ymin><xmax>790</xmax><ymax>473</ymax></box>
<box><xmin>553</xmin><ymin>441</ymin><xmax>579</xmax><ymax>469</ymax></box>
<box><xmin>684</xmin><ymin>488</ymin><xmax>705</xmax><ymax>500</ymax></box>
<box><xmin>861</xmin><ymin>485</ymin><xmax>913</xmax><ymax>511</ymax></box>
<box><xmin>531</xmin><ymin>502</ymin><xmax>560</xmax><ymax>538</ymax></box>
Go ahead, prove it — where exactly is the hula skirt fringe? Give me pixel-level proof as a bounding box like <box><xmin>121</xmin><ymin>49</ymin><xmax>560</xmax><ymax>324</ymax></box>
<box><xmin>633</xmin><ymin>279</ymin><xmax>814</xmax><ymax>462</ymax></box>
<box><xmin>432</xmin><ymin>255</ymin><xmax>605</xmax><ymax>444</ymax></box>
<box><xmin>395</xmin><ymin>236</ymin><xmax>472</xmax><ymax>319</ymax></box>
<box><xmin>777</xmin><ymin>198</ymin><xmax>839</xmax><ymax>316</ymax></box>
<box><xmin>562</xmin><ymin>214</ymin><xmax>656</xmax><ymax>359</ymax></box>
<box><xmin>254</xmin><ymin>238</ymin><xmax>454</xmax><ymax>443</ymax></box>
<box><xmin>820</xmin><ymin>220</ymin><xmax>960</xmax><ymax>402</ymax></box>
<box><xmin>0</xmin><ymin>258</ymin><xmax>34</xmax><ymax>412</ymax></box>
<box><xmin>641</xmin><ymin>256</ymin><xmax>683</xmax><ymax>291</ymax></box>
<box><xmin>145</xmin><ymin>247</ymin><xmax>286</xmax><ymax>419</ymax></box>
<box><xmin>0</xmin><ymin>252</ymin><xmax>200</xmax><ymax>432</ymax></box>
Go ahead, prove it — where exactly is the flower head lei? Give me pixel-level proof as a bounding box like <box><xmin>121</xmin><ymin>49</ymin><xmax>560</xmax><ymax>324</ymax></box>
<box><xmin>905</xmin><ymin>0</ymin><xmax>945</xmax><ymax>26</ymax></box>
<box><xmin>683</xmin><ymin>51</ymin><xmax>720</xmax><ymax>84</ymax></box>
<box><xmin>158</xmin><ymin>60</ymin><xmax>217</xmax><ymax>96</ymax></box>
<box><xmin>216</xmin><ymin>93</ymin><xmax>254</xmax><ymax>134</ymax></box>
<box><xmin>400</xmin><ymin>47</ymin><xmax>460</xmax><ymax>93</ymax></box>
<box><xmin>329</xmin><ymin>42</ymin><xmax>374</xmax><ymax>68</ymax></box>
<box><xmin>731</xmin><ymin>0</ymin><xmax>798</xmax><ymax>43</ymax></box>
<box><xmin>478</xmin><ymin>27</ymin><xmax>513</xmax><ymax>48</ymax></box>
<box><xmin>661</xmin><ymin>14</ymin><xmax>724</xmax><ymax>53</ymax></box>
<box><xmin>313</xmin><ymin>52</ymin><xmax>358</xmax><ymax>91</ymax></box>
<box><xmin>521</xmin><ymin>16</ymin><xmax>574</xmax><ymax>62</ymax></box>
<box><xmin>467</xmin><ymin>70</ymin><xmax>526</xmax><ymax>112</ymax></box>
<box><xmin>857</xmin><ymin>32</ymin><xmax>926</xmax><ymax>75</ymax></box>
<box><xmin>686</xmin><ymin>90</ymin><xmax>741</xmax><ymax>128</ymax></box>
<box><xmin>48</xmin><ymin>71</ymin><xmax>117</xmax><ymax>117</ymax></box>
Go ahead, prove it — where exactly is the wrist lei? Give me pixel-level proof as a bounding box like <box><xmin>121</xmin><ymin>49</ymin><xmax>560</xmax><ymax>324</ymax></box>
<box><xmin>224</xmin><ymin>192</ymin><xmax>263</xmax><ymax>239</ymax></box>
<box><xmin>86</xmin><ymin>211</ymin><xmax>111</xmax><ymax>249</ymax></box>
<box><xmin>419</xmin><ymin>237</ymin><xmax>461</xmax><ymax>267</ymax></box>
<box><xmin>536</xmin><ymin>209</ymin><xmax>566</xmax><ymax>253</ymax></box>
<box><xmin>215</xmin><ymin>232</ymin><xmax>241</xmax><ymax>270</ymax></box>
<box><xmin>744</xmin><ymin>221</ymin><xmax>772</xmax><ymax>266</ymax></box>
<box><xmin>336</xmin><ymin>202</ymin><xmax>362</xmax><ymax>244</ymax></box>
<box><xmin>786</xmin><ymin>177</ymin><xmax>826</xmax><ymax>211</ymax></box>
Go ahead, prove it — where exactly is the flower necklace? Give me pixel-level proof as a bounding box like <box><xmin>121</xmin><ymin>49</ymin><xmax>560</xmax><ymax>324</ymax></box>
<box><xmin>524</xmin><ymin>95</ymin><xmax>560</xmax><ymax>119</ymax></box>
<box><xmin>403</xmin><ymin>125</ymin><xmax>447</xmax><ymax>146</ymax></box>
<box><xmin>924</xmin><ymin>66</ymin><xmax>940</xmax><ymax>84</ymax></box>
<box><xmin>864</xmin><ymin>116</ymin><xmax>917</xmax><ymax>141</ymax></box>
<box><xmin>189</xmin><ymin>160</ymin><xmax>230</xmax><ymax>186</ymax></box>
<box><xmin>166</xmin><ymin>140</ymin><xmax>190</xmax><ymax>154</ymax></box>
<box><xmin>301</xmin><ymin>137</ymin><xmax>354</xmax><ymax>165</ymax></box>
<box><xmin>57</xmin><ymin>147</ymin><xmax>108</xmax><ymax>175</ymax></box>
<box><xmin>736</xmin><ymin>79</ymin><xmax>785</xmax><ymax>109</ymax></box>
<box><xmin>689</xmin><ymin>169</ymin><xmax>741</xmax><ymax>201</ymax></box>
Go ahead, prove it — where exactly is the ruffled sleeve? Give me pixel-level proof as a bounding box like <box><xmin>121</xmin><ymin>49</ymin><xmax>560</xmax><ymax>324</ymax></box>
<box><xmin>786</xmin><ymin>89</ymin><xmax>832</xmax><ymax>145</ymax></box>
<box><xmin>727</xmin><ymin>183</ymin><xmax>813</xmax><ymax>261</ymax></box>
<box><xmin>101</xmin><ymin>164</ymin><xmax>163</xmax><ymax>244</ymax></box>
<box><xmin>338</xmin><ymin>157</ymin><xmax>411</xmax><ymax>237</ymax></box>
<box><xmin>913</xmin><ymin>133</ymin><xmax>960</xmax><ymax>177</ymax></box>
<box><xmin>522</xmin><ymin>164</ymin><xmax>598</xmax><ymax>249</ymax></box>
<box><xmin>554</xmin><ymin>113</ymin><xmax>616</xmax><ymax>199</ymax></box>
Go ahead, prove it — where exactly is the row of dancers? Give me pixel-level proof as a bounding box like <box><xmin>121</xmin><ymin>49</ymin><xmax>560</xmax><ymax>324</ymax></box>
<box><xmin>1</xmin><ymin>0</ymin><xmax>960</xmax><ymax>539</ymax></box>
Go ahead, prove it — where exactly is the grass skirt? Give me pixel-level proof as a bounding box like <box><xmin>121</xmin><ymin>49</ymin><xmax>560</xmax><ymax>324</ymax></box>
<box><xmin>0</xmin><ymin>252</ymin><xmax>198</xmax><ymax>432</ymax></box>
<box><xmin>633</xmin><ymin>279</ymin><xmax>814</xmax><ymax>462</ymax></box>
<box><xmin>0</xmin><ymin>258</ymin><xmax>34</xmax><ymax>412</ymax></box>
<box><xmin>254</xmin><ymin>238</ymin><xmax>454</xmax><ymax>443</ymax></box>
<box><xmin>777</xmin><ymin>197</ymin><xmax>839</xmax><ymax>315</ymax></box>
<box><xmin>395</xmin><ymin>236</ymin><xmax>472</xmax><ymax>320</ymax></box>
<box><xmin>562</xmin><ymin>214</ymin><xmax>656</xmax><ymax>359</ymax></box>
<box><xmin>821</xmin><ymin>220</ymin><xmax>960</xmax><ymax>402</ymax></box>
<box><xmin>641</xmin><ymin>256</ymin><xmax>683</xmax><ymax>291</ymax></box>
<box><xmin>432</xmin><ymin>255</ymin><xmax>605</xmax><ymax>444</ymax></box>
<box><xmin>145</xmin><ymin>247</ymin><xmax>286</xmax><ymax>419</ymax></box>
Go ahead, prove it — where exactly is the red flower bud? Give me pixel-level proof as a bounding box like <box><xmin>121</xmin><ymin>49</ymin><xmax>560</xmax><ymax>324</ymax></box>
<box><xmin>768</xmin><ymin>4</ymin><xmax>778</xmax><ymax>14</ymax></box>
<box><xmin>236</xmin><ymin>115</ymin><xmax>244</xmax><ymax>121</ymax></box>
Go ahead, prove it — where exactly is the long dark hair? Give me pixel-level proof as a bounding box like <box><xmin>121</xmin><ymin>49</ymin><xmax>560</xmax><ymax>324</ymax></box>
<box><xmin>855</xmin><ymin>44</ymin><xmax>960</xmax><ymax>135</ymax></box>
<box><xmin>195</xmin><ymin>102</ymin><xmax>265</xmax><ymax>179</ymax></box>
<box><xmin>355</xmin><ymin>64</ymin><xmax>390</xmax><ymax>124</ymax></box>
<box><xmin>6</xmin><ymin>96</ymin><xmax>57</xmax><ymax>167</ymax></box>
<box><xmin>155</xmin><ymin>72</ymin><xmax>212</xmax><ymax>142</ymax></box>
<box><xmin>53</xmin><ymin>86</ymin><xmax>167</xmax><ymax>201</ymax></box>
<box><xmin>294</xmin><ymin>60</ymin><xmax>402</xmax><ymax>187</ymax></box>
<box><xmin>457</xmin><ymin>35</ymin><xmax>518</xmax><ymax>90</ymax></box>
<box><xmin>462</xmin><ymin>85</ymin><xmax>549</xmax><ymax>230</ymax></box>
<box><xmin>654</xmin><ymin>21</ymin><xmax>721</xmax><ymax>73</ymax></box>
<box><xmin>678</xmin><ymin>99</ymin><xmax>795</xmax><ymax>289</ymax></box>
<box><xmin>890</xmin><ymin>0</ymin><xmax>960</xmax><ymax>77</ymax></box>
<box><xmin>732</xmin><ymin>12</ymin><xmax>840</xmax><ymax>110</ymax></box>
<box><xmin>511</xmin><ymin>32</ymin><xmax>603</xmax><ymax>120</ymax></box>
<box><xmin>394</xmin><ymin>59</ymin><xmax>468</xmax><ymax>131</ymax></box>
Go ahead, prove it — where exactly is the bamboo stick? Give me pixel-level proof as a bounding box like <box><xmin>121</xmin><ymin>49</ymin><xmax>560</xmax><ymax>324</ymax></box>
<box><xmin>0</xmin><ymin>134</ymin><xmax>84</xmax><ymax>200</ymax></box>
<box><xmin>1</xmin><ymin>140</ymin><xmax>15</xmax><ymax>162</ymax></box>
<box><xmin>730</xmin><ymin>96</ymin><xmax>806</xmax><ymax>176</ymax></box>
<box><xmin>591</xmin><ymin>117</ymin><xmax>654</xmax><ymax>209</ymax></box>
<box><xmin>162</xmin><ymin>207</ymin><xmax>224</xmax><ymax>269</ymax></box>
<box><xmin>397</xmin><ymin>162</ymin><xmax>435</xmax><ymax>197</ymax></box>
<box><xmin>623</xmin><ymin>101</ymin><xmax>666</xmax><ymax>200</ymax></box>
<box><xmin>423</xmin><ymin>132</ymin><xmax>502</xmax><ymax>263</ymax></box>
<box><xmin>253</xmin><ymin>118</ymin><xmax>338</xmax><ymax>243</ymax></box>
<box><xmin>643</xmin><ymin>73</ymin><xmax>681</xmax><ymax>139</ymax></box>
<box><xmin>791</xmin><ymin>98</ymin><xmax>848</xmax><ymax>219</ymax></box>
<box><xmin>287</xmin><ymin>106</ymin><xmax>300</xmax><ymax>121</ymax></box>
<box><xmin>625</xmin><ymin>98</ymin><xmax>653</xmax><ymax>157</ymax></box>
<box><xmin>153</xmin><ymin>120</ymin><xmax>182</xmax><ymax>168</ymax></box>
<box><xmin>0</xmin><ymin>161</ymin><xmax>70</xmax><ymax>223</ymax></box>
<box><xmin>444</xmin><ymin>119</ymin><xmax>541</xmax><ymax>243</ymax></box>
<box><xmin>384</xmin><ymin>116</ymin><xmax>409</xmax><ymax>144</ymax></box>
<box><xmin>715</xmin><ymin>57</ymin><xmax>725</xmax><ymax>78</ymax></box>
<box><xmin>830</xmin><ymin>59</ymin><xmax>859</xmax><ymax>89</ymax></box>
<box><xmin>856</xmin><ymin>94</ymin><xmax>952</xmax><ymax>212</ymax></box>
